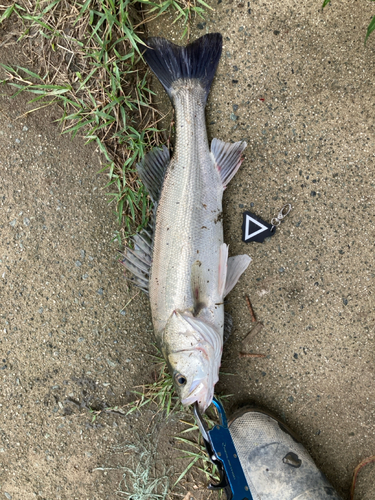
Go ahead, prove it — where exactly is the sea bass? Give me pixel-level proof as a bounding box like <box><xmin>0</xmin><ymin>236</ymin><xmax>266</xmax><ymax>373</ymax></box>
<box><xmin>122</xmin><ymin>34</ymin><xmax>251</xmax><ymax>412</ymax></box>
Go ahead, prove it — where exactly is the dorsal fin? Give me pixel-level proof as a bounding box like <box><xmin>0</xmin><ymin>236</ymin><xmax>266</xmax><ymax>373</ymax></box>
<box><xmin>120</xmin><ymin>225</ymin><xmax>154</xmax><ymax>294</ymax></box>
<box><xmin>136</xmin><ymin>145</ymin><xmax>170</xmax><ymax>203</ymax></box>
<box><xmin>121</xmin><ymin>144</ymin><xmax>165</xmax><ymax>294</ymax></box>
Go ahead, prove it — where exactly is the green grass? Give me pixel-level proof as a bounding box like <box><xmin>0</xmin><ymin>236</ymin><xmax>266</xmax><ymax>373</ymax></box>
<box><xmin>174</xmin><ymin>417</ymin><xmax>222</xmax><ymax>489</ymax></box>
<box><xmin>88</xmin><ymin>353</ymin><xmax>223</xmax><ymax>489</ymax></box>
<box><xmin>123</xmin><ymin>351</ymin><xmax>229</xmax><ymax>489</ymax></box>
<box><xmin>93</xmin><ymin>440</ymin><xmax>171</xmax><ymax>499</ymax></box>
<box><xmin>0</xmin><ymin>0</ymin><xmax>210</xmax><ymax>240</ymax></box>
<box><xmin>0</xmin><ymin>0</ymin><xmax>222</xmax><ymax>493</ymax></box>
<box><xmin>126</xmin><ymin>354</ymin><xmax>184</xmax><ymax>417</ymax></box>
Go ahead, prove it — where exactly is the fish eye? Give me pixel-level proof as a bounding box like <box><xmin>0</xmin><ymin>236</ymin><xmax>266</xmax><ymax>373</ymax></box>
<box><xmin>175</xmin><ymin>373</ymin><xmax>187</xmax><ymax>386</ymax></box>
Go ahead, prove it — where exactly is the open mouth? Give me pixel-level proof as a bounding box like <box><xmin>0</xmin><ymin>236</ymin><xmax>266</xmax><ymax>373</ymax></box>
<box><xmin>181</xmin><ymin>381</ymin><xmax>205</xmax><ymax>406</ymax></box>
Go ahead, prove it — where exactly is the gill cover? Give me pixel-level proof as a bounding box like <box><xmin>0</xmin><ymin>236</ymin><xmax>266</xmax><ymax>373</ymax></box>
<box><xmin>164</xmin><ymin>311</ymin><xmax>222</xmax><ymax>412</ymax></box>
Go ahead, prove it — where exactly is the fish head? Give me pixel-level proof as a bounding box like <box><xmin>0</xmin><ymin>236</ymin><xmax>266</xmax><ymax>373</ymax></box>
<box><xmin>164</xmin><ymin>311</ymin><xmax>222</xmax><ymax>412</ymax></box>
<box><xmin>168</xmin><ymin>350</ymin><xmax>214</xmax><ymax>412</ymax></box>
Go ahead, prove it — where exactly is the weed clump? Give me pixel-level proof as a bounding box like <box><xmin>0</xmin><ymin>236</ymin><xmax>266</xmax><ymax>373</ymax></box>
<box><xmin>0</xmin><ymin>0</ymin><xmax>209</xmax><ymax>240</ymax></box>
<box><xmin>94</xmin><ymin>439</ymin><xmax>171</xmax><ymax>499</ymax></box>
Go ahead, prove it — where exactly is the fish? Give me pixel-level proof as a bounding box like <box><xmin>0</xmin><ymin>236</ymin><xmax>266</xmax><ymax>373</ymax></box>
<box><xmin>122</xmin><ymin>33</ymin><xmax>251</xmax><ymax>412</ymax></box>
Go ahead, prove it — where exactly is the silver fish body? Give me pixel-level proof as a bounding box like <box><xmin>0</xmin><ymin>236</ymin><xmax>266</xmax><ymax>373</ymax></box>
<box><xmin>151</xmin><ymin>82</ymin><xmax>223</xmax><ymax>335</ymax></box>
<box><xmin>122</xmin><ymin>35</ymin><xmax>251</xmax><ymax>411</ymax></box>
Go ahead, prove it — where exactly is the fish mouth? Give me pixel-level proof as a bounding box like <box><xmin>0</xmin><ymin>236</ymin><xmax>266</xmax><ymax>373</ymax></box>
<box><xmin>181</xmin><ymin>382</ymin><xmax>205</xmax><ymax>406</ymax></box>
<box><xmin>181</xmin><ymin>381</ymin><xmax>213</xmax><ymax>411</ymax></box>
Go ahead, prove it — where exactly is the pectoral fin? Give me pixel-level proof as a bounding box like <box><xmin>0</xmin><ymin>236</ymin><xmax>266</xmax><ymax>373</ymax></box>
<box><xmin>223</xmin><ymin>254</ymin><xmax>252</xmax><ymax>297</ymax></box>
<box><xmin>191</xmin><ymin>260</ymin><xmax>207</xmax><ymax>316</ymax></box>
<box><xmin>218</xmin><ymin>243</ymin><xmax>229</xmax><ymax>298</ymax></box>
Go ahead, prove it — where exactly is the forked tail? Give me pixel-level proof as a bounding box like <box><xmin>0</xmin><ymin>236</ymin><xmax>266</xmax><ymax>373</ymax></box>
<box><xmin>141</xmin><ymin>33</ymin><xmax>223</xmax><ymax>103</ymax></box>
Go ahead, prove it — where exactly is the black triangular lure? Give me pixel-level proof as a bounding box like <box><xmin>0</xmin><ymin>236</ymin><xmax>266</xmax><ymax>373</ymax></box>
<box><xmin>242</xmin><ymin>211</ymin><xmax>275</xmax><ymax>243</ymax></box>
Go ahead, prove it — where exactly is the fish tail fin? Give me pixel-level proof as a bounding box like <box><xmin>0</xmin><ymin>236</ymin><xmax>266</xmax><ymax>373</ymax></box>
<box><xmin>142</xmin><ymin>33</ymin><xmax>222</xmax><ymax>103</ymax></box>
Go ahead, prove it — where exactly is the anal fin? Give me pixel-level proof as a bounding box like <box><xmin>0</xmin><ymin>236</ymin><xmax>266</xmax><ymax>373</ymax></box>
<box><xmin>211</xmin><ymin>138</ymin><xmax>247</xmax><ymax>188</ymax></box>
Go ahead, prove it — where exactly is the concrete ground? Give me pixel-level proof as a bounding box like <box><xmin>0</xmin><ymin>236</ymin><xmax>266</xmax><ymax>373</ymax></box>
<box><xmin>0</xmin><ymin>0</ymin><xmax>374</xmax><ymax>499</ymax></box>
